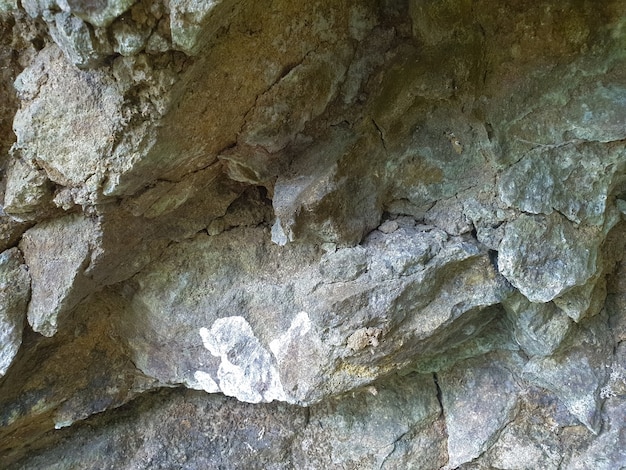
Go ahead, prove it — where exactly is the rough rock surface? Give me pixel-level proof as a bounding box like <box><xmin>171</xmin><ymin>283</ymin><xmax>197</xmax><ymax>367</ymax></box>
<box><xmin>0</xmin><ymin>247</ymin><xmax>29</xmax><ymax>376</ymax></box>
<box><xmin>0</xmin><ymin>0</ymin><xmax>625</xmax><ymax>468</ymax></box>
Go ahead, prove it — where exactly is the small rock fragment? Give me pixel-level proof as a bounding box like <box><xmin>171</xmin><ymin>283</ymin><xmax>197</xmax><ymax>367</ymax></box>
<box><xmin>347</xmin><ymin>327</ymin><xmax>382</xmax><ymax>351</ymax></box>
<box><xmin>378</xmin><ymin>219</ymin><xmax>399</xmax><ymax>234</ymax></box>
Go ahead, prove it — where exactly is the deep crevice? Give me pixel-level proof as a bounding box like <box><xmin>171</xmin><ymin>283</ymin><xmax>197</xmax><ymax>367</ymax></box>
<box><xmin>433</xmin><ymin>372</ymin><xmax>444</xmax><ymax>416</ymax></box>
<box><xmin>371</xmin><ymin>118</ymin><xmax>388</xmax><ymax>151</ymax></box>
<box><xmin>488</xmin><ymin>249</ymin><xmax>499</xmax><ymax>272</ymax></box>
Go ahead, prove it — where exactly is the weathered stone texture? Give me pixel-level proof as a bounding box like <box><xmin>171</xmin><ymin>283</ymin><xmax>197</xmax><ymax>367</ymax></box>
<box><xmin>0</xmin><ymin>0</ymin><xmax>625</xmax><ymax>468</ymax></box>
<box><xmin>0</xmin><ymin>248</ymin><xmax>29</xmax><ymax>376</ymax></box>
<box><xmin>19</xmin><ymin>214</ymin><xmax>98</xmax><ymax>336</ymax></box>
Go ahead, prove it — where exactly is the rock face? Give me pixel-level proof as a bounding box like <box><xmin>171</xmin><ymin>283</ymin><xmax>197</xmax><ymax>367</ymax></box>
<box><xmin>0</xmin><ymin>0</ymin><xmax>625</xmax><ymax>468</ymax></box>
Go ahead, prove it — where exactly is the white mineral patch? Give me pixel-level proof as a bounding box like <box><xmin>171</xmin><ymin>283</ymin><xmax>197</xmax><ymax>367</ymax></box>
<box><xmin>192</xmin><ymin>370</ymin><xmax>220</xmax><ymax>393</ymax></box>
<box><xmin>199</xmin><ymin>317</ymin><xmax>286</xmax><ymax>403</ymax></box>
<box><xmin>270</xmin><ymin>311</ymin><xmax>312</xmax><ymax>363</ymax></box>
<box><xmin>271</xmin><ymin>218</ymin><xmax>289</xmax><ymax>246</ymax></box>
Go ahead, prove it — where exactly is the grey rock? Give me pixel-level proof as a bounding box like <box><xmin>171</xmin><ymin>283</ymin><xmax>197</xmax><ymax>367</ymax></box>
<box><xmin>617</xmin><ymin>198</ymin><xmax>626</xmax><ymax>216</ymax></box>
<box><xmin>292</xmin><ymin>373</ymin><xmax>444</xmax><ymax>469</ymax></box>
<box><xmin>438</xmin><ymin>352</ymin><xmax>524</xmax><ymax>469</ymax></box>
<box><xmin>1</xmin><ymin>0</ymin><xmax>626</xmax><ymax>467</ymax></box>
<box><xmin>424</xmin><ymin>196</ymin><xmax>473</xmax><ymax>236</ymax></box>
<box><xmin>0</xmin><ymin>248</ymin><xmax>30</xmax><ymax>376</ymax></box>
<box><xmin>378</xmin><ymin>219</ymin><xmax>399</xmax><ymax>234</ymax></box>
<box><xmin>0</xmin><ymin>216</ymin><xmax>31</xmax><ymax>253</ymax></box>
<box><xmin>21</xmin><ymin>0</ymin><xmax>55</xmax><ymax>19</ymax></box>
<box><xmin>64</xmin><ymin>0</ymin><xmax>136</xmax><ymax>28</ymax></box>
<box><xmin>498</xmin><ymin>213</ymin><xmax>599</xmax><ymax>303</ymax></box>
<box><xmin>503</xmin><ymin>292</ymin><xmax>573</xmax><ymax>357</ymax></box>
<box><xmin>12</xmin><ymin>45</ymin><xmax>122</xmax><ymax>188</ymax></box>
<box><xmin>522</xmin><ymin>313</ymin><xmax>613</xmax><ymax>433</ymax></box>
<box><xmin>498</xmin><ymin>142</ymin><xmax>626</xmax><ymax>226</ymax></box>
<box><xmin>123</xmin><ymin>223</ymin><xmax>510</xmax><ymax>405</ymax></box>
<box><xmin>319</xmin><ymin>245</ymin><xmax>367</xmax><ymax>282</ymax></box>
<box><xmin>365</xmin><ymin>225</ymin><xmax>446</xmax><ymax>279</ymax></box>
<box><xmin>480</xmin><ymin>391</ymin><xmax>563</xmax><ymax>470</ymax></box>
<box><xmin>170</xmin><ymin>0</ymin><xmax>239</xmax><ymax>55</ymax></box>
<box><xmin>411</xmin><ymin>314</ymin><xmax>519</xmax><ymax>374</ymax></box>
<box><xmin>600</xmin><ymin>342</ymin><xmax>626</xmax><ymax>399</ymax></box>
<box><xmin>3</xmin><ymin>387</ymin><xmax>304</xmax><ymax>469</ymax></box>
<box><xmin>144</xmin><ymin>31</ymin><xmax>169</xmax><ymax>52</ymax></box>
<box><xmin>560</xmin><ymin>399</ymin><xmax>626</xmax><ymax>470</ymax></box>
<box><xmin>48</xmin><ymin>12</ymin><xmax>102</xmax><ymax>67</ymax></box>
<box><xmin>2</xmin><ymin>158</ymin><xmax>54</xmax><ymax>222</ymax></box>
<box><xmin>462</xmin><ymin>193</ymin><xmax>513</xmax><ymax>251</ymax></box>
<box><xmin>504</xmin><ymin>63</ymin><xmax>626</xmax><ymax>148</ymax></box>
<box><xmin>0</xmin><ymin>0</ymin><xmax>16</xmax><ymax>13</ymax></box>
<box><xmin>110</xmin><ymin>18</ymin><xmax>148</xmax><ymax>56</ymax></box>
<box><xmin>19</xmin><ymin>214</ymin><xmax>98</xmax><ymax>336</ymax></box>
<box><xmin>4</xmin><ymin>372</ymin><xmax>446</xmax><ymax>470</ymax></box>
<box><xmin>552</xmin><ymin>275</ymin><xmax>607</xmax><ymax>322</ymax></box>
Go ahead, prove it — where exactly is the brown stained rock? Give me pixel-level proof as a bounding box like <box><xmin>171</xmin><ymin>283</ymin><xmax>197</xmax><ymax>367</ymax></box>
<box><xmin>120</xmin><ymin>162</ymin><xmax>225</xmax><ymax>220</ymax></box>
<box><xmin>0</xmin><ymin>216</ymin><xmax>31</xmax><ymax>252</ymax></box>
<box><xmin>346</xmin><ymin>326</ymin><xmax>382</xmax><ymax>351</ymax></box>
<box><xmin>108</xmin><ymin>0</ymin><xmax>374</xmax><ymax>196</ymax></box>
<box><xmin>12</xmin><ymin>45</ymin><xmax>122</xmax><ymax>188</ymax></box>
<box><xmin>240</xmin><ymin>47</ymin><xmax>353</xmax><ymax>153</ymax></box>
<box><xmin>169</xmin><ymin>0</ymin><xmax>241</xmax><ymax>55</ymax></box>
<box><xmin>0</xmin><ymin>9</ymin><xmax>46</xmax><ymax>168</ymax></box>
<box><xmin>272</xmin><ymin>127</ymin><xmax>386</xmax><ymax>246</ymax></box>
<box><xmin>217</xmin><ymin>144</ymin><xmax>284</xmax><ymax>190</ymax></box>
<box><xmin>3</xmin><ymin>157</ymin><xmax>56</xmax><ymax>222</ymax></box>
<box><xmin>0</xmin><ymin>16</ymin><xmax>18</xmax><ymax>169</ymax></box>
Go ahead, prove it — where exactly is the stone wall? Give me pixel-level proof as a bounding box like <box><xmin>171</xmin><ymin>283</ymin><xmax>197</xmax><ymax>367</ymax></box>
<box><xmin>0</xmin><ymin>0</ymin><xmax>625</xmax><ymax>468</ymax></box>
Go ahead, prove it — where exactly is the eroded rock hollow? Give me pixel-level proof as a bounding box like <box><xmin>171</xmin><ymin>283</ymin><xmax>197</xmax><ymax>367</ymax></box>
<box><xmin>1</xmin><ymin>0</ymin><xmax>625</xmax><ymax>468</ymax></box>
